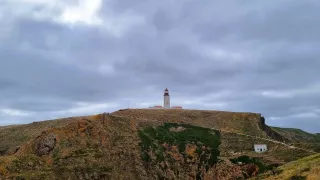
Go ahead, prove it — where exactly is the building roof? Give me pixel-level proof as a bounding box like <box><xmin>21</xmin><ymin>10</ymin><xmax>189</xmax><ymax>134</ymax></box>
<box><xmin>164</xmin><ymin>88</ymin><xmax>169</xmax><ymax>96</ymax></box>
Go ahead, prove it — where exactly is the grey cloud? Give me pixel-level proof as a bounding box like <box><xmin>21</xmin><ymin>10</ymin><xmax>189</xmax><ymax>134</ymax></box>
<box><xmin>0</xmin><ymin>0</ymin><xmax>319</xmax><ymax>133</ymax></box>
<box><xmin>10</xmin><ymin>18</ymin><xmax>118</xmax><ymax>65</ymax></box>
<box><xmin>0</xmin><ymin>47</ymin><xmax>120</xmax><ymax>104</ymax></box>
<box><xmin>269</xmin><ymin>117</ymin><xmax>320</xmax><ymax>134</ymax></box>
<box><xmin>2</xmin><ymin>97</ymin><xmax>74</xmax><ymax>112</ymax></box>
<box><xmin>193</xmin><ymin>1</ymin><xmax>320</xmax><ymax>43</ymax></box>
<box><xmin>152</xmin><ymin>9</ymin><xmax>173</xmax><ymax>32</ymax></box>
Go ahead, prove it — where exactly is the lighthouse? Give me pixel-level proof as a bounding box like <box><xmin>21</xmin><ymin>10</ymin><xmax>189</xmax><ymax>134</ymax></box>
<box><xmin>147</xmin><ymin>88</ymin><xmax>182</xmax><ymax>109</ymax></box>
<box><xmin>163</xmin><ymin>88</ymin><xmax>170</xmax><ymax>108</ymax></box>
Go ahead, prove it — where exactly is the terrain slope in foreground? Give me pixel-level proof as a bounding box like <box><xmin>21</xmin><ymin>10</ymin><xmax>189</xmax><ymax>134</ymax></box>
<box><xmin>0</xmin><ymin>109</ymin><xmax>317</xmax><ymax>179</ymax></box>
<box><xmin>252</xmin><ymin>153</ymin><xmax>320</xmax><ymax>180</ymax></box>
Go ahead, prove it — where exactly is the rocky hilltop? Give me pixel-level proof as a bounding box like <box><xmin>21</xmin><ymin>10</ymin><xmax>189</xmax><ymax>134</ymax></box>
<box><xmin>0</xmin><ymin>109</ymin><xmax>317</xmax><ymax>179</ymax></box>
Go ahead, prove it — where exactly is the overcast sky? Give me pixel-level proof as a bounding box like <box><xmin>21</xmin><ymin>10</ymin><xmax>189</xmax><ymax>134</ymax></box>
<box><xmin>0</xmin><ymin>0</ymin><xmax>319</xmax><ymax>133</ymax></box>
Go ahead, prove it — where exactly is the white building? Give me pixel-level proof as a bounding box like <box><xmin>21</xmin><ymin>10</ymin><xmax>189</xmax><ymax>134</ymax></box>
<box><xmin>163</xmin><ymin>88</ymin><xmax>170</xmax><ymax>108</ymax></box>
<box><xmin>148</xmin><ymin>88</ymin><xmax>183</xmax><ymax>109</ymax></box>
<box><xmin>148</xmin><ymin>106</ymin><xmax>163</xmax><ymax>109</ymax></box>
<box><xmin>254</xmin><ymin>144</ymin><xmax>267</xmax><ymax>153</ymax></box>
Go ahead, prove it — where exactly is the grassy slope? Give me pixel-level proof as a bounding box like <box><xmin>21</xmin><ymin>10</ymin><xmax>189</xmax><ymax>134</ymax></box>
<box><xmin>114</xmin><ymin>109</ymin><xmax>314</xmax><ymax>162</ymax></box>
<box><xmin>112</xmin><ymin>109</ymin><xmax>268</xmax><ymax>138</ymax></box>
<box><xmin>272</xmin><ymin>127</ymin><xmax>320</xmax><ymax>152</ymax></box>
<box><xmin>0</xmin><ymin>114</ymin><xmax>147</xmax><ymax>179</ymax></box>
<box><xmin>0</xmin><ymin>116</ymin><xmax>85</xmax><ymax>155</ymax></box>
<box><xmin>219</xmin><ymin>131</ymin><xmax>313</xmax><ymax>163</ymax></box>
<box><xmin>252</xmin><ymin>153</ymin><xmax>320</xmax><ymax>180</ymax></box>
<box><xmin>271</xmin><ymin>127</ymin><xmax>320</xmax><ymax>142</ymax></box>
<box><xmin>0</xmin><ymin>109</ymin><xmax>317</xmax><ymax>179</ymax></box>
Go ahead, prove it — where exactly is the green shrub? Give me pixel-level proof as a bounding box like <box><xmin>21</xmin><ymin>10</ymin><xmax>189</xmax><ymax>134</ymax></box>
<box><xmin>138</xmin><ymin>123</ymin><xmax>221</xmax><ymax>166</ymax></box>
<box><xmin>230</xmin><ymin>155</ymin><xmax>278</xmax><ymax>173</ymax></box>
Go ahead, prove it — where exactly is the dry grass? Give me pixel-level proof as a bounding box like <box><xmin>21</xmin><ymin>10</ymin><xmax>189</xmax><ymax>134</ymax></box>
<box><xmin>307</xmin><ymin>166</ymin><xmax>320</xmax><ymax>180</ymax></box>
<box><xmin>272</xmin><ymin>127</ymin><xmax>320</xmax><ymax>152</ymax></box>
<box><xmin>114</xmin><ymin>109</ymin><xmax>313</xmax><ymax>163</ymax></box>
<box><xmin>0</xmin><ymin>109</ymin><xmax>317</xmax><ymax>179</ymax></box>
<box><xmin>112</xmin><ymin>109</ymin><xmax>268</xmax><ymax>138</ymax></box>
<box><xmin>252</xmin><ymin>153</ymin><xmax>320</xmax><ymax>180</ymax></box>
<box><xmin>0</xmin><ymin>164</ymin><xmax>8</xmax><ymax>176</ymax></box>
<box><xmin>0</xmin><ymin>115</ymin><xmax>100</xmax><ymax>155</ymax></box>
<box><xmin>219</xmin><ymin>131</ymin><xmax>313</xmax><ymax>164</ymax></box>
<box><xmin>0</xmin><ymin>114</ymin><xmax>147</xmax><ymax>179</ymax></box>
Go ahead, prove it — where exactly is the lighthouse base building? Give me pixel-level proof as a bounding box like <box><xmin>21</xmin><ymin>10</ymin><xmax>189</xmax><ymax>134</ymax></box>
<box><xmin>148</xmin><ymin>88</ymin><xmax>183</xmax><ymax>109</ymax></box>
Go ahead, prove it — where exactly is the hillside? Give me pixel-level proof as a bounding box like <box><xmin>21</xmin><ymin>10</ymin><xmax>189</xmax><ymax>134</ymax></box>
<box><xmin>0</xmin><ymin>116</ymin><xmax>83</xmax><ymax>156</ymax></box>
<box><xmin>0</xmin><ymin>109</ymin><xmax>317</xmax><ymax>179</ymax></box>
<box><xmin>112</xmin><ymin>109</ymin><xmax>269</xmax><ymax>138</ymax></box>
<box><xmin>113</xmin><ymin>109</ymin><xmax>315</xmax><ymax>160</ymax></box>
<box><xmin>252</xmin><ymin>153</ymin><xmax>320</xmax><ymax>180</ymax></box>
<box><xmin>272</xmin><ymin>127</ymin><xmax>320</xmax><ymax>152</ymax></box>
<box><xmin>271</xmin><ymin>127</ymin><xmax>320</xmax><ymax>142</ymax></box>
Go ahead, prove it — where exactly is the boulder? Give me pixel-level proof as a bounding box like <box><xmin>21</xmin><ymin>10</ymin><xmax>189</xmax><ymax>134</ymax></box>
<box><xmin>33</xmin><ymin>131</ymin><xmax>56</xmax><ymax>156</ymax></box>
<box><xmin>0</xmin><ymin>146</ymin><xmax>8</xmax><ymax>156</ymax></box>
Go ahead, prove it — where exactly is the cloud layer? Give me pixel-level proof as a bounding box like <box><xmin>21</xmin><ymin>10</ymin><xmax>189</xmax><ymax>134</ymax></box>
<box><xmin>1</xmin><ymin>0</ymin><xmax>319</xmax><ymax>133</ymax></box>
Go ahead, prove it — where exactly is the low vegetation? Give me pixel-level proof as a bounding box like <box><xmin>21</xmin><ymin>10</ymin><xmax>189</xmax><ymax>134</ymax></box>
<box><xmin>230</xmin><ymin>155</ymin><xmax>278</xmax><ymax>174</ymax></box>
<box><xmin>113</xmin><ymin>109</ymin><xmax>269</xmax><ymax>138</ymax></box>
<box><xmin>0</xmin><ymin>117</ymin><xmax>82</xmax><ymax>156</ymax></box>
<box><xmin>252</xmin><ymin>153</ymin><xmax>320</xmax><ymax>180</ymax></box>
<box><xmin>272</xmin><ymin>127</ymin><xmax>320</xmax><ymax>152</ymax></box>
<box><xmin>138</xmin><ymin>123</ymin><xmax>221</xmax><ymax>179</ymax></box>
<box><xmin>0</xmin><ymin>109</ymin><xmax>318</xmax><ymax>179</ymax></box>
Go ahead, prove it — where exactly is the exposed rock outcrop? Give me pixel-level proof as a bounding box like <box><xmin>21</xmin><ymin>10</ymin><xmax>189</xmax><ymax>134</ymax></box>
<box><xmin>242</xmin><ymin>163</ymin><xmax>259</xmax><ymax>178</ymax></box>
<box><xmin>259</xmin><ymin>116</ymin><xmax>289</xmax><ymax>143</ymax></box>
<box><xmin>7</xmin><ymin>146</ymin><xmax>20</xmax><ymax>155</ymax></box>
<box><xmin>0</xmin><ymin>146</ymin><xmax>8</xmax><ymax>156</ymax></box>
<box><xmin>33</xmin><ymin>131</ymin><xmax>56</xmax><ymax>156</ymax></box>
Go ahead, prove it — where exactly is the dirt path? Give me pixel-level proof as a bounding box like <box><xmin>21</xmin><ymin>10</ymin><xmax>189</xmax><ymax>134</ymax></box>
<box><xmin>214</xmin><ymin>128</ymin><xmax>316</xmax><ymax>154</ymax></box>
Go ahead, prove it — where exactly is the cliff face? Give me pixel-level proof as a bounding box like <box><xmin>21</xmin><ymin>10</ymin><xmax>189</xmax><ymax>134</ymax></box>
<box><xmin>0</xmin><ymin>110</ymin><xmax>315</xmax><ymax>179</ymax></box>
<box><xmin>257</xmin><ymin>116</ymin><xmax>289</xmax><ymax>143</ymax></box>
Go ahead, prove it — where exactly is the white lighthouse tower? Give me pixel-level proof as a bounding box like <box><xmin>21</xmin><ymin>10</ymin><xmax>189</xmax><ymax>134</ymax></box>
<box><xmin>163</xmin><ymin>88</ymin><xmax>170</xmax><ymax>108</ymax></box>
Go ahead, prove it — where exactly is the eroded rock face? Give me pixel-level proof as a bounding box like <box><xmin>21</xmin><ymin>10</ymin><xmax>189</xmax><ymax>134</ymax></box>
<box><xmin>242</xmin><ymin>164</ymin><xmax>259</xmax><ymax>178</ymax></box>
<box><xmin>206</xmin><ymin>160</ymin><xmax>260</xmax><ymax>180</ymax></box>
<box><xmin>208</xmin><ymin>160</ymin><xmax>243</xmax><ymax>180</ymax></box>
<box><xmin>0</xmin><ymin>146</ymin><xmax>8</xmax><ymax>156</ymax></box>
<box><xmin>33</xmin><ymin>131</ymin><xmax>56</xmax><ymax>156</ymax></box>
<box><xmin>7</xmin><ymin>146</ymin><xmax>20</xmax><ymax>155</ymax></box>
<box><xmin>259</xmin><ymin>116</ymin><xmax>289</xmax><ymax>143</ymax></box>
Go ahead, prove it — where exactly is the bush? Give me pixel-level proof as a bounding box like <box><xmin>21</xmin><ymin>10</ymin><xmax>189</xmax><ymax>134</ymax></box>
<box><xmin>138</xmin><ymin>123</ymin><xmax>221</xmax><ymax>166</ymax></box>
<box><xmin>230</xmin><ymin>156</ymin><xmax>278</xmax><ymax>173</ymax></box>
